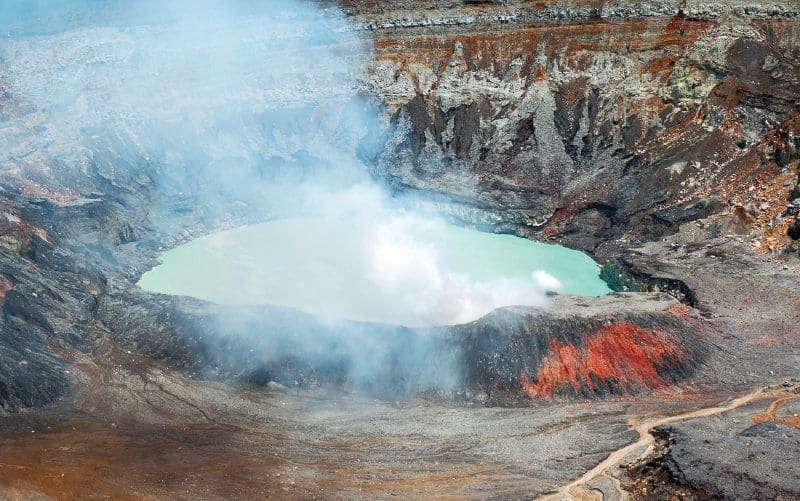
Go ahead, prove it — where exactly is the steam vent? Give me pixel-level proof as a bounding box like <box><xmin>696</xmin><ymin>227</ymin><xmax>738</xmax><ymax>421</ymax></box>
<box><xmin>1</xmin><ymin>0</ymin><xmax>800</xmax><ymax>499</ymax></box>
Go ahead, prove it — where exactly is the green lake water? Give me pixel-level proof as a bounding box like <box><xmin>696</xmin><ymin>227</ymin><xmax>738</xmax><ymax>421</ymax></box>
<box><xmin>138</xmin><ymin>217</ymin><xmax>611</xmax><ymax>325</ymax></box>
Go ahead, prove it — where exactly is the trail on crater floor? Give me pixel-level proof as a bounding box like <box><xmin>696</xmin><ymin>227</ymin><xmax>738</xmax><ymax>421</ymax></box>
<box><xmin>542</xmin><ymin>386</ymin><xmax>784</xmax><ymax>501</ymax></box>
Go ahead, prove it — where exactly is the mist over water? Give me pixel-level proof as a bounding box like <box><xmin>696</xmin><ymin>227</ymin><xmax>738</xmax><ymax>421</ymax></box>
<box><xmin>1</xmin><ymin>0</ymin><xmax>608</xmax><ymax>393</ymax></box>
<box><xmin>140</xmin><ymin>183</ymin><xmax>611</xmax><ymax>327</ymax></box>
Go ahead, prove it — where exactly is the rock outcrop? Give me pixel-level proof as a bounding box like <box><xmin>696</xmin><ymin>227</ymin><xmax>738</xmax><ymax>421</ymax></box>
<box><xmin>456</xmin><ymin>294</ymin><xmax>724</xmax><ymax>401</ymax></box>
<box><xmin>348</xmin><ymin>0</ymin><xmax>800</xmax><ymax>255</ymax></box>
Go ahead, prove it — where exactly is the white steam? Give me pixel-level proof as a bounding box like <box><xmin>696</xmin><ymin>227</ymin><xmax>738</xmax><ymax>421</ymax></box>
<box><xmin>305</xmin><ymin>184</ymin><xmax>560</xmax><ymax>326</ymax></box>
<box><xmin>151</xmin><ymin>182</ymin><xmax>561</xmax><ymax>326</ymax></box>
<box><xmin>1</xmin><ymin>0</ymin><xmax>561</xmax><ymax>327</ymax></box>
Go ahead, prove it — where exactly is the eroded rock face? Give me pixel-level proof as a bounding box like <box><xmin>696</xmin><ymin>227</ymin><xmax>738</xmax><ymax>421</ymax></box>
<box><xmin>348</xmin><ymin>0</ymin><xmax>800</xmax><ymax>251</ymax></box>
<box><xmin>456</xmin><ymin>295</ymin><xmax>723</xmax><ymax>401</ymax></box>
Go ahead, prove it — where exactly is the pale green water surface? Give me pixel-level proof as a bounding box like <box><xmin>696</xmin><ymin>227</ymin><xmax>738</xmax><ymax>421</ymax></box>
<box><xmin>139</xmin><ymin>217</ymin><xmax>610</xmax><ymax>325</ymax></box>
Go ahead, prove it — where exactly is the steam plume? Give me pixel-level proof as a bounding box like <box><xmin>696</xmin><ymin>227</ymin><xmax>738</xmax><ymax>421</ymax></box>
<box><xmin>1</xmin><ymin>0</ymin><xmax>559</xmax><ymax>393</ymax></box>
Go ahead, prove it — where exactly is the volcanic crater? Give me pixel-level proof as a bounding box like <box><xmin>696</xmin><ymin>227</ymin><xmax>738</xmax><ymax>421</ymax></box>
<box><xmin>1</xmin><ymin>0</ymin><xmax>800</xmax><ymax>499</ymax></box>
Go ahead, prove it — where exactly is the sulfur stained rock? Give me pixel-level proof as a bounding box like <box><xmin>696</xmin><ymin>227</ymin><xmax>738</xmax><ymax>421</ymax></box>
<box><xmin>455</xmin><ymin>294</ymin><xmax>726</xmax><ymax>401</ymax></box>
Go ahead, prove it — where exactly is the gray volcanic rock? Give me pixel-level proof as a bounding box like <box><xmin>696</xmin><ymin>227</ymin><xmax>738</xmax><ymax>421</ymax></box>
<box><xmin>789</xmin><ymin>218</ymin><xmax>800</xmax><ymax>239</ymax></box>
<box><xmin>455</xmin><ymin>294</ymin><xmax>724</xmax><ymax>401</ymax></box>
<box><xmin>637</xmin><ymin>396</ymin><xmax>800</xmax><ymax>499</ymax></box>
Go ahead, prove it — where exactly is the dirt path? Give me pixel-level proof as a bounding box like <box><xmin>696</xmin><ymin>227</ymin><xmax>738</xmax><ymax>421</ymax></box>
<box><xmin>540</xmin><ymin>387</ymin><xmax>777</xmax><ymax>501</ymax></box>
<box><xmin>751</xmin><ymin>396</ymin><xmax>800</xmax><ymax>430</ymax></box>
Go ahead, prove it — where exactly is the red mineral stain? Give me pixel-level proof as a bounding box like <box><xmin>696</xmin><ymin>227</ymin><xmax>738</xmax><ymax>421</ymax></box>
<box><xmin>520</xmin><ymin>321</ymin><xmax>687</xmax><ymax>398</ymax></box>
<box><xmin>540</xmin><ymin>202</ymin><xmax>584</xmax><ymax>237</ymax></box>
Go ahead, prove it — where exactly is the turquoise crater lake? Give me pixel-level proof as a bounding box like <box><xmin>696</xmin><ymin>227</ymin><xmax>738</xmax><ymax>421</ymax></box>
<box><xmin>138</xmin><ymin>217</ymin><xmax>611</xmax><ymax>326</ymax></box>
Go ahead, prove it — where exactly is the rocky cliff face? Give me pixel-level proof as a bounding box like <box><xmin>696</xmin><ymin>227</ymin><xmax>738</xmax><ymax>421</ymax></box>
<box><xmin>348</xmin><ymin>0</ymin><xmax>800</xmax><ymax>255</ymax></box>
